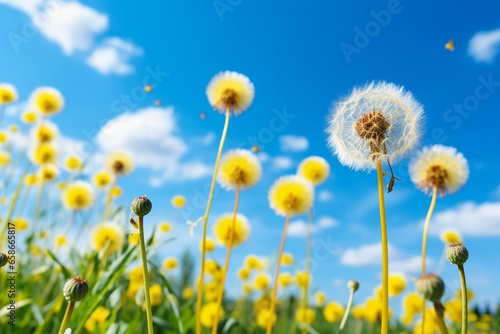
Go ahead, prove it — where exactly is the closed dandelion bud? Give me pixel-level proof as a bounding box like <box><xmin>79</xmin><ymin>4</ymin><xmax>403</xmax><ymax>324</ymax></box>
<box><xmin>446</xmin><ymin>243</ymin><xmax>469</xmax><ymax>265</ymax></box>
<box><xmin>348</xmin><ymin>279</ymin><xmax>360</xmax><ymax>292</ymax></box>
<box><xmin>63</xmin><ymin>277</ymin><xmax>89</xmax><ymax>302</ymax></box>
<box><xmin>131</xmin><ymin>196</ymin><xmax>152</xmax><ymax>217</ymax></box>
<box><xmin>415</xmin><ymin>273</ymin><xmax>445</xmax><ymax>302</ymax></box>
<box><xmin>0</xmin><ymin>253</ymin><xmax>8</xmax><ymax>267</ymax></box>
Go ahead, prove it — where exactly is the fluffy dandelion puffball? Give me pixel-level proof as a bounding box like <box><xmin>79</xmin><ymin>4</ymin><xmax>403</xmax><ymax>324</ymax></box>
<box><xmin>315</xmin><ymin>291</ymin><xmax>326</xmax><ymax>307</ymax></box>
<box><xmin>296</xmin><ymin>307</ymin><xmax>316</xmax><ymax>325</ymax></box>
<box><xmin>163</xmin><ymin>257</ymin><xmax>178</xmax><ymax>270</ymax></box>
<box><xmin>268</xmin><ymin>175</ymin><xmax>314</xmax><ymax>217</ymax></box>
<box><xmin>298</xmin><ymin>156</ymin><xmax>330</xmax><ymax>186</ymax></box>
<box><xmin>199</xmin><ymin>236</ymin><xmax>216</xmax><ymax>253</ymax></box>
<box><xmin>93</xmin><ymin>170</ymin><xmax>112</xmax><ymax>188</ymax></box>
<box><xmin>30</xmin><ymin>143</ymin><xmax>58</xmax><ymax>165</ymax></box>
<box><xmin>254</xmin><ymin>272</ymin><xmax>271</xmax><ymax>290</ymax></box>
<box><xmin>21</xmin><ymin>110</ymin><xmax>38</xmax><ymax>124</ymax></box>
<box><xmin>38</xmin><ymin>164</ymin><xmax>59</xmax><ymax>182</ymax></box>
<box><xmin>218</xmin><ymin>149</ymin><xmax>262</xmax><ymax>190</ymax></box>
<box><xmin>0</xmin><ymin>83</ymin><xmax>17</xmax><ymax>105</ymax></box>
<box><xmin>295</xmin><ymin>271</ymin><xmax>311</xmax><ymax>288</ymax></box>
<box><xmin>200</xmin><ymin>302</ymin><xmax>225</xmax><ymax>328</ymax></box>
<box><xmin>327</xmin><ymin>81</ymin><xmax>423</xmax><ymax>171</ymax></box>
<box><xmin>171</xmin><ymin>194</ymin><xmax>186</xmax><ymax>208</ymax></box>
<box><xmin>256</xmin><ymin>309</ymin><xmax>277</xmax><ymax>329</ymax></box>
<box><xmin>0</xmin><ymin>151</ymin><xmax>10</xmax><ymax>168</ymax></box>
<box><xmin>64</xmin><ymin>155</ymin><xmax>83</xmax><ymax>172</ymax></box>
<box><xmin>281</xmin><ymin>253</ymin><xmax>294</xmax><ymax>266</ymax></box>
<box><xmin>62</xmin><ymin>181</ymin><xmax>95</xmax><ymax>211</ymax></box>
<box><xmin>388</xmin><ymin>272</ymin><xmax>407</xmax><ymax>297</ymax></box>
<box><xmin>30</xmin><ymin>86</ymin><xmax>64</xmax><ymax>116</ymax></box>
<box><xmin>213</xmin><ymin>213</ymin><xmax>250</xmax><ymax>247</ymax></box>
<box><xmin>206</xmin><ymin>71</ymin><xmax>254</xmax><ymax>115</ymax></box>
<box><xmin>409</xmin><ymin>144</ymin><xmax>469</xmax><ymax>196</ymax></box>
<box><xmin>31</xmin><ymin>121</ymin><xmax>58</xmax><ymax>143</ymax></box>
<box><xmin>92</xmin><ymin>223</ymin><xmax>124</xmax><ymax>254</ymax></box>
<box><xmin>0</xmin><ymin>131</ymin><xmax>8</xmax><ymax>145</ymax></box>
<box><xmin>244</xmin><ymin>254</ymin><xmax>263</xmax><ymax>270</ymax></box>
<box><xmin>278</xmin><ymin>272</ymin><xmax>293</xmax><ymax>288</ymax></box>
<box><xmin>440</xmin><ymin>229</ymin><xmax>462</xmax><ymax>244</ymax></box>
<box><xmin>323</xmin><ymin>302</ymin><xmax>344</xmax><ymax>323</ymax></box>
<box><xmin>105</xmin><ymin>151</ymin><xmax>134</xmax><ymax>175</ymax></box>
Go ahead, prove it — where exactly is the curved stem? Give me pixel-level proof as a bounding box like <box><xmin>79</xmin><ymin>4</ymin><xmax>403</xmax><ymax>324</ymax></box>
<box><xmin>101</xmin><ymin>175</ymin><xmax>117</xmax><ymax>222</ymax></box>
<box><xmin>266</xmin><ymin>215</ymin><xmax>291</xmax><ymax>334</ymax></box>
<box><xmin>433</xmin><ymin>301</ymin><xmax>448</xmax><ymax>334</ymax></box>
<box><xmin>338</xmin><ymin>290</ymin><xmax>355</xmax><ymax>333</ymax></box>
<box><xmin>376</xmin><ymin>161</ymin><xmax>389</xmax><ymax>334</ymax></box>
<box><xmin>457</xmin><ymin>264</ymin><xmax>468</xmax><ymax>334</ymax></box>
<box><xmin>138</xmin><ymin>216</ymin><xmax>154</xmax><ymax>334</ymax></box>
<box><xmin>58</xmin><ymin>301</ymin><xmax>75</xmax><ymax>334</ymax></box>
<box><xmin>211</xmin><ymin>187</ymin><xmax>241</xmax><ymax>334</ymax></box>
<box><xmin>195</xmin><ymin>109</ymin><xmax>231</xmax><ymax>334</ymax></box>
<box><xmin>420</xmin><ymin>186</ymin><xmax>438</xmax><ymax>333</ymax></box>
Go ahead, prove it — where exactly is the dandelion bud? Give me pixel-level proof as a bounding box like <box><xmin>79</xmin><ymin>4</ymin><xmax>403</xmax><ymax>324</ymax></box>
<box><xmin>348</xmin><ymin>279</ymin><xmax>359</xmax><ymax>292</ymax></box>
<box><xmin>63</xmin><ymin>277</ymin><xmax>89</xmax><ymax>302</ymax></box>
<box><xmin>446</xmin><ymin>243</ymin><xmax>469</xmax><ymax>265</ymax></box>
<box><xmin>0</xmin><ymin>253</ymin><xmax>8</xmax><ymax>267</ymax></box>
<box><xmin>415</xmin><ymin>273</ymin><xmax>445</xmax><ymax>302</ymax></box>
<box><xmin>131</xmin><ymin>196</ymin><xmax>152</xmax><ymax>217</ymax></box>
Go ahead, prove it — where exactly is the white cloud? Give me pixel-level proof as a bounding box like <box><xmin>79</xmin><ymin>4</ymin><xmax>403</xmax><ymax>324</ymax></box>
<box><xmin>193</xmin><ymin>132</ymin><xmax>215</xmax><ymax>146</ymax></box>
<box><xmin>279</xmin><ymin>135</ymin><xmax>309</xmax><ymax>152</ymax></box>
<box><xmin>318</xmin><ymin>216</ymin><xmax>338</xmax><ymax>228</ymax></box>
<box><xmin>468</xmin><ymin>28</ymin><xmax>500</xmax><ymax>63</ymax></box>
<box><xmin>86</xmin><ymin>37</ymin><xmax>143</xmax><ymax>75</ymax></box>
<box><xmin>257</xmin><ymin>152</ymin><xmax>270</xmax><ymax>163</ymax></box>
<box><xmin>288</xmin><ymin>215</ymin><xmax>338</xmax><ymax>237</ymax></box>
<box><xmin>318</xmin><ymin>190</ymin><xmax>334</xmax><ymax>202</ymax></box>
<box><xmin>0</xmin><ymin>0</ymin><xmax>43</xmax><ymax>16</ymax></box>
<box><xmin>288</xmin><ymin>220</ymin><xmax>308</xmax><ymax>237</ymax></box>
<box><xmin>271</xmin><ymin>156</ymin><xmax>293</xmax><ymax>170</ymax></box>
<box><xmin>95</xmin><ymin>106</ymin><xmax>211</xmax><ymax>186</ymax></box>
<box><xmin>429</xmin><ymin>201</ymin><xmax>500</xmax><ymax>236</ymax></box>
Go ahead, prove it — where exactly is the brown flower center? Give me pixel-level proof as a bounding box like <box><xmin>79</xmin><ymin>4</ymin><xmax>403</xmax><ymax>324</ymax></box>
<box><xmin>112</xmin><ymin>161</ymin><xmax>125</xmax><ymax>174</ymax></box>
<box><xmin>219</xmin><ymin>89</ymin><xmax>238</xmax><ymax>109</ymax></box>
<box><xmin>425</xmin><ymin>165</ymin><xmax>448</xmax><ymax>194</ymax></box>
<box><xmin>354</xmin><ymin>109</ymin><xmax>390</xmax><ymax>154</ymax></box>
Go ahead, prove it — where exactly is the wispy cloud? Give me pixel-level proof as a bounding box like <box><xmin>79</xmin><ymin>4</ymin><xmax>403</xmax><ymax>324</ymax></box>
<box><xmin>279</xmin><ymin>135</ymin><xmax>309</xmax><ymax>152</ymax></box>
<box><xmin>86</xmin><ymin>37</ymin><xmax>143</xmax><ymax>75</ymax></box>
<box><xmin>271</xmin><ymin>156</ymin><xmax>293</xmax><ymax>170</ymax></box>
<box><xmin>318</xmin><ymin>190</ymin><xmax>334</xmax><ymax>202</ymax></box>
<box><xmin>288</xmin><ymin>215</ymin><xmax>338</xmax><ymax>237</ymax></box>
<box><xmin>468</xmin><ymin>28</ymin><xmax>500</xmax><ymax>63</ymax></box>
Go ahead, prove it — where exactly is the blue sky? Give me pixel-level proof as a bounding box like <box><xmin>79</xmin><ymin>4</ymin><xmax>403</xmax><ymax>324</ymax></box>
<box><xmin>1</xmin><ymin>0</ymin><xmax>500</xmax><ymax>314</ymax></box>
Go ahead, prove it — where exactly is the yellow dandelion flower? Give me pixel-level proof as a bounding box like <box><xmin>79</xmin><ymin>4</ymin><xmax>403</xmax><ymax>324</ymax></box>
<box><xmin>400</xmin><ymin>312</ymin><xmax>415</xmax><ymax>325</ymax></box>
<box><xmin>110</xmin><ymin>186</ymin><xmax>122</xmax><ymax>198</ymax></box>
<box><xmin>281</xmin><ymin>253</ymin><xmax>294</xmax><ymax>266</ymax></box>
<box><xmin>64</xmin><ymin>155</ymin><xmax>83</xmax><ymax>172</ymax></box>
<box><xmin>440</xmin><ymin>229</ymin><xmax>462</xmax><ymax>245</ymax></box>
<box><xmin>268</xmin><ymin>175</ymin><xmax>314</xmax><ymax>217</ymax></box>
<box><xmin>12</xmin><ymin>217</ymin><xmax>29</xmax><ymax>232</ymax></box>
<box><xmin>54</xmin><ymin>234</ymin><xmax>68</xmax><ymax>248</ymax></box>
<box><xmin>21</xmin><ymin>110</ymin><xmax>38</xmax><ymax>124</ymax></box>
<box><xmin>31</xmin><ymin>121</ymin><xmax>58</xmax><ymax>143</ymax></box>
<box><xmin>373</xmin><ymin>285</ymin><xmax>383</xmax><ymax>300</ymax></box>
<box><xmin>388</xmin><ymin>272</ymin><xmax>407</xmax><ymax>297</ymax></box>
<box><xmin>455</xmin><ymin>288</ymin><xmax>474</xmax><ymax>301</ymax></box>
<box><xmin>158</xmin><ymin>222</ymin><xmax>172</xmax><ymax>233</ymax></box>
<box><xmin>37</xmin><ymin>164</ymin><xmax>59</xmax><ymax>182</ymax></box>
<box><xmin>298</xmin><ymin>156</ymin><xmax>331</xmax><ymax>186</ymax></box>
<box><xmin>206</xmin><ymin>71</ymin><xmax>254</xmax><ymax>115</ymax></box>
<box><xmin>327</xmin><ymin>81</ymin><xmax>423</xmax><ymax>171</ymax></box>
<box><xmin>163</xmin><ymin>257</ymin><xmax>178</xmax><ymax>270</ymax></box>
<box><xmin>128</xmin><ymin>233</ymin><xmax>139</xmax><ymax>245</ymax></box>
<box><xmin>409</xmin><ymin>145</ymin><xmax>469</xmax><ymax>196</ymax></box>
<box><xmin>129</xmin><ymin>266</ymin><xmax>143</xmax><ymax>284</ymax></box>
<box><xmin>92</xmin><ymin>223</ymin><xmax>124</xmax><ymax>254</ymax></box>
<box><xmin>278</xmin><ymin>272</ymin><xmax>293</xmax><ymax>288</ymax></box>
<box><xmin>315</xmin><ymin>291</ymin><xmax>326</xmax><ymax>307</ymax></box>
<box><xmin>0</xmin><ymin>151</ymin><xmax>10</xmax><ymax>168</ymax></box>
<box><xmin>217</xmin><ymin>149</ymin><xmax>262</xmax><ymax>190</ymax></box>
<box><xmin>23</xmin><ymin>173</ymin><xmax>38</xmax><ymax>186</ymax></box>
<box><xmin>40</xmin><ymin>230</ymin><xmax>48</xmax><ymax>239</ymax></box>
<box><xmin>92</xmin><ymin>170</ymin><xmax>112</xmax><ymax>188</ymax></box>
<box><xmin>205</xmin><ymin>259</ymin><xmax>220</xmax><ymax>276</ymax></box>
<box><xmin>244</xmin><ymin>254</ymin><xmax>263</xmax><ymax>270</ymax></box>
<box><xmin>295</xmin><ymin>271</ymin><xmax>311</xmax><ymax>288</ymax></box>
<box><xmin>213</xmin><ymin>213</ymin><xmax>250</xmax><ymax>247</ymax></box>
<box><xmin>61</xmin><ymin>181</ymin><xmax>94</xmax><ymax>211</ymax></box>
<box><xmin>30</xmin><ymin>86</ymin><xmax>64</xmax><ymax>117</ymax></box>
<box><xmin>182</xmin><ymin>287</ymin><xmax>194</xmax><ymax>299</ymax></box>
<box><xmin>364</xmin><ymin>297</ymin><xmax>385</xmax><ymax>323</ymax></box>
<box><xmin>402</xmin><ymin>292</ymin><xmax>424</xmax><ymax>316</ymax></box>
<box><xmin>105</xmin><ymin>151</ymin><xmax>134</xmax><ymax>175</ymax></box>
<box><xmin>444</xmin><ymin>298</ymin><xmax>462</xmax><ymax>324</ymax></box>
<box><xmin>413</xmin><ymin>308</ymin><xmax>440</xmax><ymax>334</ymax></box>
<box><xmin>8</xmin><ymin>125</ymin><xmax>18</xmax><ymax>133</ymax></box>
<box><xmin>323</xmin><ymin>301</ymin><xmax>344</xmax><ymax>323</ymax></box>
<box><xmin>0</xmin><ymin>197</ymin><xmax>7</xmax><ymax>205</ymax></box>
<box><xmin>199</xmin><ymin>236</ymin><xmax>216</xmax><ymax>253</ymax></box>
<box><xmin>352</xmin><ymin>305</ymin><xmax>365</xmax><ymax>320</ymax></box>
<box><xmin>149</xmin><ymin>284</ymin><xmax>163</xmax><ymax>306</ymax></box>
<box><xmin>254</xmin><ymin>272</ymin><xmax>271</xmax><ymax>290</ymax></box>
<box><xmin>296</xmin><ymin>307</ymin><xmax>316</xmax><ymax>325</ymax></box>
<box><xmin>171</xmin><ymin>195</ymin><xmax>186</xmax><ymax>209</ymax></box>
<box><xmin>243</xmin><ymin>283</ymin><xmax>253</xmax><ymax>294</ymax></box>
<box><xmin>256</xmin><ymin>308</ymin><xmax>277</xmax><ymax>329</ymax></box>
<box><xmin>0</xmin><ymin>83</ymin><xmax>17</xmax><ymax>105</ymax></box>
<box><xmin>200</xmin><ymin>302</ymin><xmax>225</xmax><ymax>328</ymax></box>
<box><xmin>0</xmin><ymin>131</ymin><xmax>8</xmax><ymax>145</ymax></box>
<box><xmin>237</xmin><ymin>267</ymin><xmax>251</xmax><ymax>280</ymax></box>
<box><xmin>30</xmin><ymin>143</ymin><xmax>58</xmax><ymax>165</ymax></box>
<box><xmin>84</xmin><ymin>306</ymin><xmax>110</xmax><ymax>332</ymax></box>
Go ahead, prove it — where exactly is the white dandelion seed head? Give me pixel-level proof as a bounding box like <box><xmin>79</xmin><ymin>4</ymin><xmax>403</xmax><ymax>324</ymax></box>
<box><xmin>326</xmin><ymin>81</ymin><xmax>424</xmax><ymax>171</ymax></box>
<box><xmin>409</xmin><ymin>144</ymin><xmax>469</xmax><ymax>196</ymax></box>
<box><xmin>206</xmin><ymin>71</ymin><xmax>255</xmax><ymax>115</ymax></box>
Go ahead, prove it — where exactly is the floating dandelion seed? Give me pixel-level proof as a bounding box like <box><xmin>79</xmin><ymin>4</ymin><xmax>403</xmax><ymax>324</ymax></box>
<box><xmin>144</xmin><ymin>85</ymin><xmax>153</xmax><ymax>92</ymax></box>
<box><xmin>154</xmin><ymin>99</ymin><xmax>162</xmax><ymax>106</ymax></box>
<box><xmin>251</xmin><ymin>145</ymin><xmax>260</xmax><ymax>153</ymax></box>
<box><xmin>445</xmin><ymin>39</ymin><xmax>455</xmax><ymax>51</ymax></box>
<box><xmin>199</xmin><ymin>112</ymin><xmax>207</xmax><ymax>120</ymax></box>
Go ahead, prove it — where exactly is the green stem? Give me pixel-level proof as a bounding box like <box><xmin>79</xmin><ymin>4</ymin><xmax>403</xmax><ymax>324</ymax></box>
<box><xmin>457</xmin><ymin>264</ymin><xmax>468</xmax><ymax>334</ymax></box>
<box><xmin>138</xmin><ymin>216</ymin><xmax>154</xmax><ymax>334</ymax></box>
<box><xmin>375</xmin><ymin>161</ymin><xmax>389</xmax><ymax>334</ymax></box>
<box><xmin>301</xmin><ymin>208</ymin><xmax>314</xmax><ymax>334</ymax></box>
<box><xmin>58</xmin><ymin>301</ymin><xmax>75</xmax><ymax>334</ymax></box>
<box><xmin>338</xmin><ymin>290</ymin><xmax>355</xmax><ymax>333</ymax></box>
<box><xmin>195</xmin><ymin>109</ymin><xmax>231</xmax><ymax>334</ymax></box>
<box><xmin>433</xmin><ymin>301</ymin><xmax>448</xmax><ymax>334</ymax></box>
